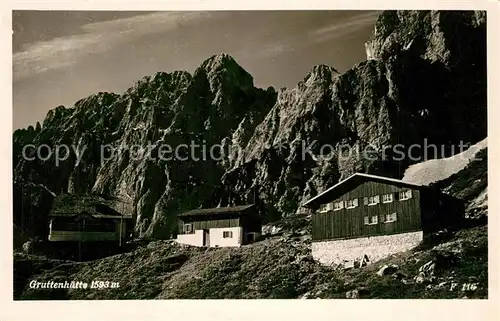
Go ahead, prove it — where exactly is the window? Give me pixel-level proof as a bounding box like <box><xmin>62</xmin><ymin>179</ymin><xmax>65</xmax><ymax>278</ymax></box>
<box><xmin>382</xmin><ymin>193</ymin><xmax>394</xmax><ymax>203</ymax></box>
<box><xmin>399</xmin><ymin>190</ymin><xmax>412</xmax><ymax>200</ymax></box>
<box><xmin>346</xmin><ymin>198</ymin><xmax>358</xmax><ymax>209</ymax></box>
<box><xmin>333</xmin><ymin>201</ymin><xmax>344</xmax><ymax>211</ymax></box>
<box><xmin>364</xmin><ymin>215</ymin><xmax>378</xmax><ymax>225</ymax></box>
<box><xmin>385</xmin><ymin>213</ymin><xmax>397</xmax><ymax>223</ymax></box>
<box><xmin>365</xmin><ymin>195</ymin><xmax>380</xmax><ymax>206</ymax></box>
<box><xmin>183</xmin><ymin>223</ymin><xmax>193</xmax><ymax>234</ymax></box>
<box><xmin>223</xmin><ymin>231</ymin><xmax>233</xmax><ymax>238</ymax></box>
<box><xmin>319</xmin><ymin>202</ymin><xmax>335</xmax><ymax>213</ymax></box>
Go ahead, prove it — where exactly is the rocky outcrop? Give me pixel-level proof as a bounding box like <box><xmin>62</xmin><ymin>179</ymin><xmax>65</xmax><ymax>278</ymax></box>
<box><xmin>220</xmin><ymin>10</ymin><xmax>486</xmax><ymax>219</ymax></box>
<box><xmin>13</xmin><ymin>54</ymin><xmax>277</xmax><ymax>238</ymax></box>
<box><xmin>13</xmin><ymin>11</ymin><xmax>486</xmax><ymax>239</ymax></box>
<box><xmin>365</xmin><ymin>10</ymin><xmax>486</xmax><ymax>141</ymax></box>
<box><xmin>365</xmin><ymin>10</ymin><xmax>486</xmax><ymax>64</ymax></box>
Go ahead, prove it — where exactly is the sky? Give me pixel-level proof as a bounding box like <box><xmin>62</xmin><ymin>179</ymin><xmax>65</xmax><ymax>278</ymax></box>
<box><xmin>12</xmin><ymin>10</ymin><xmax>380</xmax><ymax>129</ymax></box>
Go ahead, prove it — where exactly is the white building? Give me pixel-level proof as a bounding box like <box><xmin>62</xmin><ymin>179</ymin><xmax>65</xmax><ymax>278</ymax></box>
<box><xmin>176</xmin><ymin>204</ymin><xmax>262</xmax><ymax>247</ymax></box>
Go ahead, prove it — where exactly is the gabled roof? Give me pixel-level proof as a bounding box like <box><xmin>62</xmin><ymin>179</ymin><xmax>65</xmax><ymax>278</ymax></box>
<box><xmin>49</xmin><ymin>193</ymin><xmax>133</xmax><ymax>219</ymax></box>
<box><xmin>178</xmin><ymin>204</ymin><xmax>255</xmax><ymax>218</ymax></box>
<box><xmin>301</xmin><ymin>173</ymin><xmax>424</xmax><ymax>208</ymax></box>
<box><xmin>49</xmin><ymin>212</ymin><xmax>132</xmax><ymax>219</ymax></box>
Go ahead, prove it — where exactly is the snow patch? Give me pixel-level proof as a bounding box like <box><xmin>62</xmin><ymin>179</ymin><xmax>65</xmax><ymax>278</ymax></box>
<box><xmin>403</xmin><ymin>138</ymin><xmax>487</xmax><ymax>186</ymax></box>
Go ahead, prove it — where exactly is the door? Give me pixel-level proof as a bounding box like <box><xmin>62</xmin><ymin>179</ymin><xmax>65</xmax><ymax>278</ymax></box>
<box><xmin>203</xmin><ymin>229</ymin><xmax>210</xmax><ymax>247</ymax></box>
<box><xmin>246</xmin><ymin>233</ymin><xmax>255</xmax><ymax>244</ymax></box>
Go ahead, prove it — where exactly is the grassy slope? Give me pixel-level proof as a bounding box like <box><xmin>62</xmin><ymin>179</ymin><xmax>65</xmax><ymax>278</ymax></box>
<box><xmin>15</xmin><ymin>147</ymin><xmax>488</xmax><ymax>300</ymax></box>
<box><xmin>15</xmin><ymin>225</ymin><xmax>487</xmax><ymax>300</ymax></box>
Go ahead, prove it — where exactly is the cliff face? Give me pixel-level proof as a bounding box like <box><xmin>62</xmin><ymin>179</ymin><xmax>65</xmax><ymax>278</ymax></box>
<box><xmin>220</xmin><ymin>10</ymin><xmax>486</xmax><ymax>220</ymax></box>
<box><xmin>365</xmin><ymin>10</ymin><xmax>486</xmax><ymax>141</ymax></box>
<box><xmin>365</xmin><ymin>10</ymin><xmax>486</xmax><ymax>64</ymax></box>
<box><xmin>13</xmin><ymin>10</ymin><xmax>486</xmax><ymax>239</ymax></box>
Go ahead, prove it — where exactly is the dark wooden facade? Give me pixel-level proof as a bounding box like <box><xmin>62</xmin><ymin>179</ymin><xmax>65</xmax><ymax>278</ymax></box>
<box><xmin>47</xmin><ymin>194</ymin><xmax>133</xmax><ymax>243</ymax></box>
<box><xmin>48</xmin><ymin>212</ymin><xmax>132</xmax><ymax>243</ymax></box>
<box><xmin>311</xmin><ymin>181</ymin><xmax>422</xmax><ymax>241</ymax></box>
<box><xmin>177</xmin><ymin>215</ymin><xmax>239</xmax><ymax>233</ymax></box>
<box><xmin>303</xmin><ymin>173</ymin><xmax>464</xmax><ymax>242</ymax></box>
<box><xmin>51</xmin><ymin>213</ymin><xmax>117</xmax><ymax>233</ymax></box>
<box><xmin>177</xmin><ymin>204</ymin><xmax>262</xmax><ymax>235</ymax></box>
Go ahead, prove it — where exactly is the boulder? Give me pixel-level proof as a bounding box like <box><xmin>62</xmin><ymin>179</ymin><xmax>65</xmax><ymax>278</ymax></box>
<box><xmin>432</xmin><ymin>251</ymin><xmax>459</xmax><ymax>269</ymax></box>
<box><xmin>376</xmin><ymin>264</ymin><xmax>399</xmax><ymax>276</ymax></box>
<box><xmin>415</xmin><ymin>273</ymin><xmax>426</xmax><ymax>284</ymax></box>
<box><xmin>164</xmin><ymin>254</ymin><xmax>188</xmax><ymax>265</ymax></box>
<box><xmin>346</xmin><ymin>288</ymin><xmax>369</xmax><ymax>299</ymax></box>
<box><xmin>419</xmin><ymin>260</ymin><xmax>436</xmax><ymax>274</ymax></box>
<box><xmin>392</xmin><ymin>272</ymin><xmax>406</xmax><ymax>280</ymax></box>
<box><xmin>414</xmin><ymin>271</ymin><xmax>436</xmax><ymax>284</ymax></box>
<box><xmin>346</xmin><ymin>290</ymin><xmax>359</xmax><ymax>299</ymax></box>
<box><xmin>22</xmin><ymin>240</ymin><xmax>34</xmax><ymax>254</ymax></box>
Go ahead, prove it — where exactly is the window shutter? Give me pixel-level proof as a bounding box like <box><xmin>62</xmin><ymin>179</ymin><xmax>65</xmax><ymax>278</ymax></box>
<box><xmin>408</xmin><ymin>190</ymin><xmax>413</xmax><ymax>199</ymax></box>
<box><xmin>353</xmin><ymin>198</ymin><xmax>358</xmax><ymax>207</ymax></box>
<box><xmin>363</xmin><ymin>197</ymin><xmax>368</xmax><ymax>205</ymax></box>
<box><xmin>374</xmin><ymin>195</ymin><xmax>380</xmax><ymax>204</ymax></box>
<box><xmin>364</xmin><ymin>216</ymin><xmax>369</xmax><ymax>225</ymax></box>
<box><xmin>373</xmin><ymin>215</ymin><xmax>378</xmax><ymax>224</ymax></box>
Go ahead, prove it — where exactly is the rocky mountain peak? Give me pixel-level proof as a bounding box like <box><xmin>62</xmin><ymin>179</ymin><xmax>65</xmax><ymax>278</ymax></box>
<box><xmin>73</xmin><ymin>92</ymin><xmax>119</xmax><ymax>111</ymax></box>
<box><xmin>300</xmin><ymin>64</ymin><xmax>340</xmax><ymax>89</ymax></box>
<box><xmin>145</xmin><ymin>70</ymin><xmax>193</xmax><ymax>89</ymax></box>
<box><xmin>42</xmin><ymin>105</ymin><xmax>72</xmax><ymax>128</ymax></box>
<box><xmin>308</xmin><ymin>64</ymin><xmax>340</xmax><ymax>79</ymax></box>
<box><xmin>201</xmin><ymin>53</ymin><xmax>237</xmax><ymax>70</ymax></box>
<box><xmin>198</xmin><ymin>53</ymin><xmax>255</xmax><ymax>94</ymax></box>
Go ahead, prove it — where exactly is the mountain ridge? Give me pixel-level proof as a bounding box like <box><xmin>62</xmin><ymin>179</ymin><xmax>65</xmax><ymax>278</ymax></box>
<box><xmin>13</xmin><ymin>10</ymin><xmax>487</xmax><ymax>240</ymax></box>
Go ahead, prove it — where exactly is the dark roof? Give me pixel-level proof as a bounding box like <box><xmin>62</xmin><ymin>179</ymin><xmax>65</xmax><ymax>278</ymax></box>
<box><xmin>49</xmin><ymin>213</ymin><xmax>132</xmax><ymax>219</ymax></box>
<box><xmin>302</xmin><ymin>173</ymin><xmax>425</xmax><ymax>208</ymax></box>
<box><xmin>178</xmin><ymin>204</ymin><xmax>255</xmax><ymax>218</ymax></box>
<box><xmin>49</xmin><ymin>194</ymin><xmax>133</xmax><ymax>219</ymax></box>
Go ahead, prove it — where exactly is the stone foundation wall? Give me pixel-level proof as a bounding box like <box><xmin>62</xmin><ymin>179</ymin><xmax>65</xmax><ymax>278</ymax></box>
<box><xmin>312</xmin><ymin>231</ymin><xmax>423</xmax><ymax>266</ymax></box>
